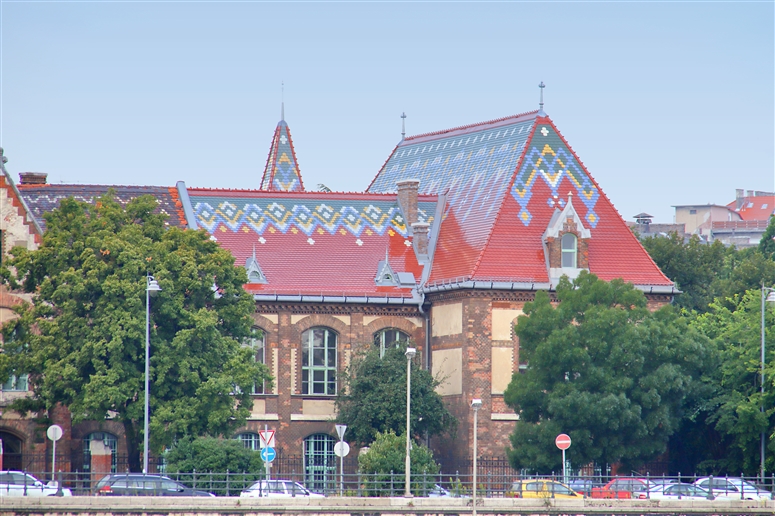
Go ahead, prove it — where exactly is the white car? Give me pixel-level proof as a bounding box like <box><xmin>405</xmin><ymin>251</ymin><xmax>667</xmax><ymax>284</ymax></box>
<box><xmin>693</xmin><ymin>477</ymin><xmax>772</xmax><ymax>501</ymax></box>
<box><xmin>0</xmin><ymin>471</ymin><xmax>72</xmax><ymax>496</ymax></box>
<box><xmin>638</xmin><ymin>483</ymin><xmax>733</xmax><ymax>500</ymax></box>
<box><xmin>240</xmin><ymin>479</ymin><xmax>324</xmax><ymax>498</ymax></box>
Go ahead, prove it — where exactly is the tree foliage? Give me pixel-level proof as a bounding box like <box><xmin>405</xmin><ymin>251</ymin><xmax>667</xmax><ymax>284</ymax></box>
<box><xmin>357</xmin><ymin>430</ymin><xmax>439</xmax><ymax>496</ymax></box>
<box><xmin>690</xmin><ymin>289</ymin><xmax>775</xmax><ymax>475</ymax></box>
<box><xmin>0</xmin><ymin>194</ymin><xmax>271</xmax><ymax>470</ymax></box>
<box><xmin>504</xmin><ymin>272</ymin><xmax>711</xmax><ymax>473</ymax></box>
<box><xmin>335</xmin><ymin>343</ymin><xmax>456</xmax><ymax>447</ymax></box>
<box><xmin>759</xmin><ymin>216</ymin><xmax>775</xmax><ymax>259</ymax></box>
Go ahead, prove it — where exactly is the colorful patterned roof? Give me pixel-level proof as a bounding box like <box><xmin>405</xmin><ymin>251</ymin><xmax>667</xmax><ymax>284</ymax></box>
<box><xmin>17</xmin><ymin>184</ymin><xmax>188</xmax><ymax>231</ymax></box>
<box><xmin>188</xmin><ymin>189</ymin><xmax>436</xmax><ymax>297</ymax></box>
<box><xmin>259</xmin><ymin>119</ymin><xmax>304</xmax><ymax>192</ymax></box>
<box><xmin>369</xmin><ymin>113</ymin><xmax>672</xmax><ymax>289</ymax></box>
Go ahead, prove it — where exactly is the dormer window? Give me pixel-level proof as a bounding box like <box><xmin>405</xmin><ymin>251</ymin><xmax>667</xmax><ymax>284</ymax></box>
<box><xmin>561</xmin><ymin>233</ymin><xmax>577</xmax><ymax>268</ymax></box>
<box><xmin>383</xmin><ymin>273</ymin><xmax>393</xmax><ymax>282</ymax></box>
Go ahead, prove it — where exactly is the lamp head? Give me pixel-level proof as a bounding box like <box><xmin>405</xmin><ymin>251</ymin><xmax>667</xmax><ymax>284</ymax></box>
<box><xmin>147</xmin><ymin>276</ymin><xmax>162</xmax><ymax>297</ymax></box>
<box><xmin>405</xmin><ymin>347</ymin><xmax>417</xmax><ymax>359</ymax></box>
<box><xmin>471</xmin><ymin>398</ymin><xmax>482</xmax><ymax>409</ymax></box>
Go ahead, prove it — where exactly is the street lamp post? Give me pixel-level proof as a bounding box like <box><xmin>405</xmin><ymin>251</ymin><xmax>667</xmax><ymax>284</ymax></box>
<box><xmin>404</xmin><ymin>347</ymin><xmax>416</xmax><ymax>498</ymax></box>
<box><xmin>471</xmin><ymin>399</ymin><xmax>482</xmax><ymax>516</ymax></box>
<box><xmin>143</xmin><ymin>275</ymin><xmax>162</xmax><ymax>474</ymax></box>
<box><xmin>760</xmin><ymin>284</ymin><xmax>775</xmax><ymax>481</ymax></box>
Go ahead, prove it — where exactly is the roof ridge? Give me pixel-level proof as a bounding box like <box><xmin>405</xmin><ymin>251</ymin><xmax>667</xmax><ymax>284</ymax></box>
<box><xmin>404</xmin><ymin>110</ymin><xmax>539</xmax><ymax>142</ymax></box>
<box><xmin>468</xmin><ymin>117</ymin><xmax>539</xmax><ymax>279</ymax></box>
<box><xmin>187</xmin><ymin>187</ymin><xmax>437</xmax><ymax>199</ymax></box>
<box><xmin>539</xmin><ymin>116</ymin><xmax>673</xmax><ymax>286</ymax></box>
<box><xmin>367</xmin><ymin>142</ymin><xmax>400</xmax><ymax>192</ymax></box>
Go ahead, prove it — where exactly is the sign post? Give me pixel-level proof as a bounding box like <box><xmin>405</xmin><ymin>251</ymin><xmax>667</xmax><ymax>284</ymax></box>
<box><xmin>334</xmin><ymin>424</ymin><xmax>348</xmax><ymax>496</ymax></box>
<box><xmin>46</xmin><ymin>425</ymin><xmax>63</xmax><ymax>489</ymax></box>
<box><xmin>259</xmin><ymin>426</ymin><xmax>276</xmax><ymax>480</ymax></box>
<box><xmin>555</xmin><ymin>433</ymin><xmax>571</xmax><ymax>484</ymax></box>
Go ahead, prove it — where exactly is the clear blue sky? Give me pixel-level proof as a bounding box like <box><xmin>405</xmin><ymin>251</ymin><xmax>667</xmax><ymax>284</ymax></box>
<box><xmin>1</xmin><ymin>1</ymin><xmax>772</xmax><ymax>222</ymax></box>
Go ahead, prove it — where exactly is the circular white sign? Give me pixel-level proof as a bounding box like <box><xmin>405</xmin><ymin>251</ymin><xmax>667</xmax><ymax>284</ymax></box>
<box><xmin>333</xmin><ymin>441</ymin><xmax>350</xmax><ymax>457</ymax></box>
<box><xmin>47</xmin><ymin>424</ymin><xmax>63</xmax><ymax>442</ymax></box>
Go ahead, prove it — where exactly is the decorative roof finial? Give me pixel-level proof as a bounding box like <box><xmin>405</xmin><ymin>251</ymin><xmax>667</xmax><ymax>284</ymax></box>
<box><xmin>281</xmin><ymin>81</ymin><xmax>285</xmax><ymax>121</ymax></box>
<box><xmin>538</xmin><ymin>81</ymin><xmax>546</xmax><ymax>115</ymax></box>
<box><xmin>401</xmin><ymin>112</ymin><xmax>407</xmax><ymax>141</ymax></box>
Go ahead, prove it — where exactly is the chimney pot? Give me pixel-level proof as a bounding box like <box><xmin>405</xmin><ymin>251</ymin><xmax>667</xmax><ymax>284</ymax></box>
<box><xmin>411</xmin><ymin>222</ymin><xmax>430</xmax><ymax>258</ymax></box>
<box><xmin>397</xmin><ymin>179</ymin><xmax>420</xmax><ymax>227</ymax></box>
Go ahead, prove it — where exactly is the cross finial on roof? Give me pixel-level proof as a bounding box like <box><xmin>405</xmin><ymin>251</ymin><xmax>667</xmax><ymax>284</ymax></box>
<box><xmin>281</xmin><ymin>81</ymin><xmax>285</xmax><ymax>121</ymax></box>
<box><xmin>401</xmin><ymin>112</ymin><xmax>407</xmax><ymax>141</ymax></box>
<box><xmin>538</xmin><ymin>82</ymin><xmax>546</xmax><ymax>115</ymax></box>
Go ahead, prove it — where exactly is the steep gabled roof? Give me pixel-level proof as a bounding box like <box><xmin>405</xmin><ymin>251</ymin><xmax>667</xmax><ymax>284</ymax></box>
<box><xmin>727</xmin><ymin>195</ymin><xmax>775</xmax><ymax>221</ymax></box>
<box><xmin>369</xmin><ymin>112</ymin><xmax>673</xmax><ymax>290</ymax></box>
<box><xmin>187</xmin><ymin>188</ymin><xmax>436</xmax><ymax>298</ymax></box>
<box><xmin>259</xmin><ymin>118</ymin><xmax>305</xmax><ymax>192</ymax></box>
<box><xmin>17</xmin><ymin>183</ymin><xmax>188</xmax><ymax>231</ymax></box>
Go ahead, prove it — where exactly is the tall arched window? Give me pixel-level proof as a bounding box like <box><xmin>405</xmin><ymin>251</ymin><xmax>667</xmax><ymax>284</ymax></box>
<box><xmin>244</xmin><ymin>327</ymin><xmax>266</xmax><ymax>394</ymax></box>
<box><xmin>374</xmin><ymin>328</ymin><xmax>410</xmax><ymax>358</ymax></box>
<box><xmin>301</xmin><ymin>328</ymin><xmax>337</xmax><ymax>395</ymax></box>
<box><xmin>237</xmin><ymin>432</ymin><xmax>261</xmax><ymax>451</ymax></box>
<box><xmin>83</xmin><ymin>432</ymin><xmax>118</xmax><ymax>473</ymax></box>
<box><xmin>304</xmin><ymin>433</ymin><xmax>336</xmax><ymax>493</ymax></box>
<box><xmin>561</xmin><ymin>233</ymin><xmax>577</xmax><ymax>268</ymax></box>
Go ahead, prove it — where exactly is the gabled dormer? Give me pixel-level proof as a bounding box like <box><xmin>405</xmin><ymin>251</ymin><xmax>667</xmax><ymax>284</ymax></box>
<box><xmin>375</xmin><ymin>250</ymin><xmax>416</xmax><ymax>287</ymax></box>
<box><xmin>543</xmin><ymin>194</ymin><xmax>591</xmax><ymax>285</ymax></box>
<box><xmin>245</xmin><ymin>247</ymin><xmax>267</xmax><ymax>284</ymax></box>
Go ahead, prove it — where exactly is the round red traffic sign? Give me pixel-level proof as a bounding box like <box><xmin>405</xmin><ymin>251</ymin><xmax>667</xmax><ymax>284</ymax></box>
<box><xmin>555</xmin><ymin>433</ymin><xmax>571</xmax><ymax>450</ymax></box>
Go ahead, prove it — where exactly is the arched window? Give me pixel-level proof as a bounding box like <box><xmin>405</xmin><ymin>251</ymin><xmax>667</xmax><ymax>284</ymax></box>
<box><xmin>304</xmin><ymin>433</ymin><xmax>336</xmax><ymax>493</ymax></box>
<box><xmin>237</xmin><ymin>432</ymin><xmax>261</xmax><ymax>451</ymax></box>
<box><xmin>561</xmin><ymin>233</ymin><xmax>577</xmax><ymax>268</ymax></box>
<box><xmin>301</xmin><ymin>328</ymin><xmax>337</xmax><ymax>395</ymax></box>
<box><xmin>244</xmin><ymin>327</ymin><xmax>266</xmax><ymax>394</ymax></box>
<box><xmin>83</xmin><ymin>432</ymin><xmax>118</xmax><ymax>473</ymax></box>
<box><xmin>374</xmin><ymin>328</ymin><xmax>410</xmax><ymax>358</ymax></box>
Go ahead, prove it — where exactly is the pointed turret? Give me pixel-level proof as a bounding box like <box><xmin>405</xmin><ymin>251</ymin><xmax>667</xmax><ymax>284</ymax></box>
<box><xmin>260</xmin><ymin>112</ymin><xmax>305</xmax><ymax>192</ymax></box>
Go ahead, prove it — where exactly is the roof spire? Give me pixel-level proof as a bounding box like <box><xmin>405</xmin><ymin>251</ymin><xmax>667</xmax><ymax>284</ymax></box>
<box><xmin>538</xmin><ymin>81</ymin><xmax>546</xmax><ymax>116</ymax></box>
<box><xmin>260</xmin><ymin>112</ymin><xmax>305</xmax><ymax>192</ymax></box>
<box><xmin>401</xmin><ymin>112</ymin><xmax>407</xmax><ymax>140</ymax></box>
<box><xmin>281</xmin><ymin>81</ymin><xmax>285</xmax><ymax>121</ymax></box>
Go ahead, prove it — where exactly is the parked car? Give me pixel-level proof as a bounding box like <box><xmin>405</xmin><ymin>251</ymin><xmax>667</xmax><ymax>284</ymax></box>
<box><xmin>240</xmin><ymin>479</ymin><xmax>324</xmax><ymax>498</ymax></box>
<box><xmin>639</xmin><ymin>482</ymin><xmax>733</xmax><ymax>500</ymax></box>
<box><xmin>93</xmin><ymin>474</ymin><xmax>214</xmax><ymax>496</ymax></box>
<box><xmin>425</xmin><ymin>483</ymin><xmax>468</xmax><ymax>498</ymax></box>
<box><xmin>693</xmin><ymin>477</ymin><xmax>772</xmax><ymax>501</ymax></box>
<box><xmin>505</xmin><ymin>479</ymin><xmax>584</xmax><ymax>499</ymax></box>
<box><xmin>567</xmin><ymin>478</ymin><xmax>604</xmax><ymax>497</ymax></box>
<box><xmin>590</xmin><ymin>477</ymin><xmax>654</xmax><ymax>499</ymax></box>
<box><xmin>0</xmin><ymin>471</ymin><xmax>72</xmax><ymax>496</ymax></box>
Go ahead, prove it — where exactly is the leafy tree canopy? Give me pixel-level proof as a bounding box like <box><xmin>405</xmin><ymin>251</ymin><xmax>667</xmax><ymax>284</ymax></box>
<box><xmin>759</xmin><ymin>216</ymin><xmax>775</xmax><ymax>259</ymax></box>
<box><xmin>0</xmin><ymin>194</ymin><xmax>271</xmax><ymax>470</ymax></box>
<box><xmin>504</xmin><ymin>272</ymin><xmax>711</xmax><ymax>473</ymax></box>
<box><xmin>165</xmin><ymin>435</ymin><xmax>264</xmax><ymax>474</ymax></box>
<box><xmin>357</xmin><ymin>430</ymin><xmax>439</xmax><ymax>496</ymax></box>
<box><xmin>690</xmin><ymin>289</ymin><xmax>775</xmax><ymax>475</ymax></box>
<box><xmin>336</xmin><ymin>342</ymin><xmax>456</xmax><ymax>447</ymax></box>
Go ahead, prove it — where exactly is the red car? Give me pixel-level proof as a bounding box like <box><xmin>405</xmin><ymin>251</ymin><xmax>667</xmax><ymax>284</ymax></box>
<box><xmin>590</xmin><ymin>478</ymin><xmax>654</xmax><ymax>499</ymax></box>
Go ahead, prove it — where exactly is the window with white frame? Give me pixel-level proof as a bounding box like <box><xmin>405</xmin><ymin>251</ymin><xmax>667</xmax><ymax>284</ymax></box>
<box><xmin>373</xmin><ymin>328</ymin><xmax>410</xmax><ymax>358</ymax></box>
<box><xmin>301</xmin><ymin>328</ymin><xmax>337</xmax><ymax>395</ymax></box>
<box><xmin>244</xmin><ymin>327</ymin><xmax>266</xmax><ymax>394</ymax></box>
<box><xmin>561</xmin><ymin>233</ymin><xmax>577</xmax><ymax>268</ymax></box>
<box><xmin>237</xmin><ymin>432</ymin><xmax>261</xmax><ymax>451</ymax></box>
<box><xmin>1</xmin><ymin>374</ymin><xmax>28</xmax><ymax>391</ymax></box>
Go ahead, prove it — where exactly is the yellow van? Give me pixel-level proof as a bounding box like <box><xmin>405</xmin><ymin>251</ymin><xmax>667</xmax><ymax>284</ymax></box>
<box><xmin>505</xmin><ymin>479</ymin><xmax>584</xmax><ymax>499</ymax></box>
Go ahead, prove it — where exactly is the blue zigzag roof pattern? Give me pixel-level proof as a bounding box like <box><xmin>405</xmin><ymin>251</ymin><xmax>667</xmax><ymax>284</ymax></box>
<box><xmin>260</xmin><ymin>121</ymin><xmax>303</xmax><ymax>192</ymax></box>
<box><xmin>193</xmin><ymin>195</ymin><xmax>436</xmax><ymax>238</ymax></box>
<box><xmin>368</xmin><ymin>116</ymin><xmax>536</xmax><ymax>247</ymax></box>
<box><xmin>511</xmin><ymin>123</ymin><xmax>600</xmax><ymax>227</ymax></box>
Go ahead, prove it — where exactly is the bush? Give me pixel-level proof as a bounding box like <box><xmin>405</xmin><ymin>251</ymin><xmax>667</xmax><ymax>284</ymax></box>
<box><xmin>357</xmin><ymin>430</ymin><xmax>439</xmax><ymax>496</ymax></box>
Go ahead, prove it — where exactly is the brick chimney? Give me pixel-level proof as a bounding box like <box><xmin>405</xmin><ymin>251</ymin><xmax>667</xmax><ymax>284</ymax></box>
<box><xmin>397</xmin><ymin>179</ymin><xmax>420</xmax><ymax>228</ymax></box>
<box><xmin>19</xmin><ymin>172</ymin><xmax>48</xmax><ymax>185</ymax></box>
<box><xmin>411</xmin><ymin>222</ymin><xmax>430</xmax><ymax>259</ymax></box>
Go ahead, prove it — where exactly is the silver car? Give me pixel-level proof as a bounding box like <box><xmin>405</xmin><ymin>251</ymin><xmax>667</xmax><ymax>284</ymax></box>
<box><xmin>0</xmin><ymin>471</ymin><xmax>72</xmax><ymax>496</ymax></box>
<box><xmin>240</xmin><ymin>479</ymin><xmax>324</xmax><ymax>498</ymax></box>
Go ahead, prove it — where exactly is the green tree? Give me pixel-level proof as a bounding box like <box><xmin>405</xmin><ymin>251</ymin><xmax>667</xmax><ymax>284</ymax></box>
<box><xmin>336</xmin><ymin>343</ymin><xmax>456</xmax><ymax>447</ymax></box>
<box><xmin>690</xmin><ymin>289</ymin><xmax>775</xmax><ymax>475</ymax></box>
<box><xmin>0</xmin><ymin>194</ymin><xmax>271</xmax><ymax>471</ymax></box>
<box><xmin>357</xmin><ymin>430</ymin><xmax>439</xmax><ymax>496</ymax></box>
<box><xmin>759</xmin><ymin>216</ymin><xmax>775</xmax><ymax>259</ymax></box>
<box><xmin>504</xmin><ymin>272</ymin><xmax>711</xmax><ymax>473</ymax></box>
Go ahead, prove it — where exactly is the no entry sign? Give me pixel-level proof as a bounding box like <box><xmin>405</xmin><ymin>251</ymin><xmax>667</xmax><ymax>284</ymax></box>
<box><xmin>555</xmin><ymin>433</ymin><xmax>571</xmax><ymax>450</ymax></box>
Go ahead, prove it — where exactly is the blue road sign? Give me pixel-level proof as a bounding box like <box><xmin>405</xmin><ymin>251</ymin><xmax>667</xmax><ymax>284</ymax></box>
<box><xmin>260</xmin><ymin>446</ymin><xmax>276</xmax><ymax>463</ymax></box>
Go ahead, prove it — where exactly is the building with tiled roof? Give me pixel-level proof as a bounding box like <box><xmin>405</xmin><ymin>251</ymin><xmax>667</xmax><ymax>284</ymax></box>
<box><xmin>0</xmin><ymin>103</ymin><xmax>676</xmax><ymax>480</ymax></box>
